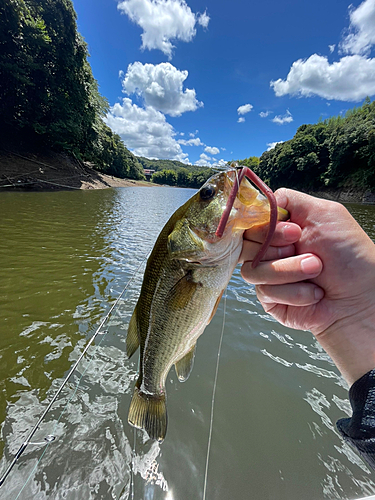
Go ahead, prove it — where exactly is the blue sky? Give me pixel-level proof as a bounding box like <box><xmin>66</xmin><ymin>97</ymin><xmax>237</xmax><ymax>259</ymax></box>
<box><xmin>72</xmin><ymin>0</ymin><xmax>375</xmax><ymax>166</ymax></box>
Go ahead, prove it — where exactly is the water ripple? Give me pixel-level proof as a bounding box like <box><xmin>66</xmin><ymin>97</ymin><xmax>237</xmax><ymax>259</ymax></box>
<box><xmin>1</xmin><ymin>189</ymin><xmax>375</xmax><ymax>499</ymax></box>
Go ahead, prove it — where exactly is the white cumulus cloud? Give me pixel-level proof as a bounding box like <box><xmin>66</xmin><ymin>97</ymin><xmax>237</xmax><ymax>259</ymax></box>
<box><xmin>105</xmin><ymin>98</ymin><xmax>188</xmax><ymax>161</ymax></box>
<box><xmin>215</xmin><ymin>159</ymin><xmax>227</xmax><ymax>167</ymax></box>
<box><xmin>117</xmin><ymin>0</ymin><xmax>209</xmax><ymax>58</ymax></box>
<box><xmin>270</xmin><ymin>0</ymin><xmax>375</xmax><ymax>102</ymax></box>
<box><xmin>340</xmin><ymin>0</ymin><xmax>375</xmax><ymax>55</ymax></box>
<box><xmin>272</xmin><ymin>110</ymin><xmax>293</xmax><ymax>125</ymax></box>
<box><xmin>122</xmin><ymin>62</ymin><xmax>203</xmax><ymax>117</ymax></box>
<box><xmin>237</xmin><ymin>117</ymin><xmax>245</xmax><ymax>123</ymax></box>
<box><xmin>237</xmin><ymin>103</ymin><xmax>253</xmax><ymax>115</ymax></box>
<box><xmin>259</xmin><ymin>111</ymin><xmax>272</xmax><ymax>118</ymax></box>
<box><xmin>195</xmin><ymin>155</ymin><xmax>227</xmax><ymax>167</ymax></box>
<box><xmin>194</xmin><ymin>153</ymin><xmax>228</xmax><ymax>167</ymax></box>
<box><xmin>200</xmin><ymin>153</ymin><xmax>211</xmax><ymax>161</ymax></box>
<box><xmin>267</xmin><ymin>141</ymin><xmax>284</xmax><ymax>151</ymax></box>
<box><xmin>271</xmin><ymin>54</ymin><xmax>375</xmax><ymax>101</ymax></box>
<box><xmin>197</xmin><ymin>10</ymin><xmax>210</xmax><ymax>28</ymax></box>
<box><xmin>195</xmin><ymin>153</ymin><xmax>211</xmax><ymax>166</ymax></box>
<box><xmin>204</xmin><ymin>146</ymin><xmax>220</xmax><ymax>155</ymax></box>
<box><xmin>178</xmin><ymin>137</ymin><xmax>204</xmax><ymax>146</ymax></box>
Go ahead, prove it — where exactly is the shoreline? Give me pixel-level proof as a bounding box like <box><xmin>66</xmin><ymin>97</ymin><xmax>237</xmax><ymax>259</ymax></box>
<box><xmin>308</xmin><ymin>187</ymin><xmax>375</xmax><ymax>205</ymax></box>
<box><xmin>0</xmin><ymin>149</ymin><xmax>152</xmax><ymax>192</ymax></box>
<box><xmin>1</xmin><ymin>150</ymin><xmax>374</xmax><ymax>203</ymax></box>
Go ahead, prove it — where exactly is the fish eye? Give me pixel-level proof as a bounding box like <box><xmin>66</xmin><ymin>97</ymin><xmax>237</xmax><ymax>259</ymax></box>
<box><xmin>200</xmin><ymin>185</ymin><xmax>216</xmax><ymax>200</ymax></box>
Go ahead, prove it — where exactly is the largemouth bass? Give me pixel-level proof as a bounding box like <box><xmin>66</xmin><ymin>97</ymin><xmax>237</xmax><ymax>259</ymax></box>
<box><xmin>126</xmin><ymin>167</ymin><xmax>287</xmax><ymax>442</ymax></box>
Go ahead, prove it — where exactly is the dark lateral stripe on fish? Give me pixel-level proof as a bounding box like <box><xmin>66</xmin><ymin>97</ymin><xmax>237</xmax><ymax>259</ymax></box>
<box><xmin>128</xmin><ymin>384</ymin><xmax>167</xmax><ymax>443</ymax></box>
<box><xmin>126</xmin><ymin>168</ymin><xmax>289</xmax><ymax>442</ymax></box>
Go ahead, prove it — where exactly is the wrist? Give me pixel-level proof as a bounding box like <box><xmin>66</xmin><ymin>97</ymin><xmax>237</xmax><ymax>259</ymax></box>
<box><xmin>315</xmin><ymin>306</ymin><xmax>375</xmax><ymax>386</ymax></box>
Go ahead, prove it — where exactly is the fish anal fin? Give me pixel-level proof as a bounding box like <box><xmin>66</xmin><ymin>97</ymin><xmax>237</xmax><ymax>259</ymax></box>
<box><xmin>166</xmin><ymin>271</ymin><xmax>199</xmax><ymax>310</ymax></box>
<box><xmin>126</xmin><ymin>308</ymin><xmax>140</xmax><ymax>358</ymax></box>
<box><xmin>208</xmin><ymin>289</ymin><xmax>225</xmax><ymax>324</ymax></box>
<box><xmin>128</xmin><ymin>383</ymin><xmax>167</xmax><ymax>443</ymax></box>
<box><xmin>175</xmin><ymin>344</ymin><xmax>196</xmax><ymax>382</ymax></box>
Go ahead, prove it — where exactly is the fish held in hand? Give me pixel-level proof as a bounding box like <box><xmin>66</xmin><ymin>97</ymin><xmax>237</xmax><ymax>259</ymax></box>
<box><xmin>126</xmin><ymin>167</ymin><xmax>288</xmax><ymax>442</ymax></box>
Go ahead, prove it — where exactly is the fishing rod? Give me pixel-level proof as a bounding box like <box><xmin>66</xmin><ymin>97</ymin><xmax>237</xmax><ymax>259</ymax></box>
<box><xmin>0</xmin><ymin>257</ymin><xmax>148</xmax><ymax>488</ymax></box>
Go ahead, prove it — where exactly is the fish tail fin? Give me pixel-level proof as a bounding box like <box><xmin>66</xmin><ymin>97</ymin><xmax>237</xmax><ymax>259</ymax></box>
<box><xmin>128</xmin><ymin>382</ymin><xmax>167</xmax><ymax>443</ymax></box>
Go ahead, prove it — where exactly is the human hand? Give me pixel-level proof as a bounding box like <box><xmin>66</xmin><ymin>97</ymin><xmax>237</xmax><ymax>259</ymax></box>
<box><xmin>240</xmin><ymin>188</ymin><xmax>375</xmax><ymax>385</ymax></box>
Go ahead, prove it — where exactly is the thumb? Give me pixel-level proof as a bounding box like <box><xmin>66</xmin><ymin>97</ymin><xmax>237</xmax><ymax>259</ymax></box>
<box><xmin>274</xmin><ymin>188</ymin><xmax>325</xmax><ymax>227</ymax></box>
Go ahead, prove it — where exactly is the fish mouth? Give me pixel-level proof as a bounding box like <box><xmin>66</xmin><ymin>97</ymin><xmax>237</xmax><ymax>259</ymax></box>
<box><xmin>217</xmin><ymin>164</ymin><xmax>289</xmax><ymax>267</ymax></box>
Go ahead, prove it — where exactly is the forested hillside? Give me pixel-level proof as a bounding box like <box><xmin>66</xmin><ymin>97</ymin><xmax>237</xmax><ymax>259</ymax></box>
<box><xmin>151</xmin><ymin>167</ymin><xmax>214</xmax><ymax>188</ymax></box>
<box><xmin>0</xmin><ymin>0</ymin><xmax>145</xmax><ymax>180</ymax></box>
<box><xmin>4</xmin><ymin>0</ymin><xmax>372</xmax><ymax>193</ymax></box>
<box><xmin>256</xmin><ymin>98</ymin><xmax>375</xmax><ymax>192</ymax></box>
<box><xmin>137</xmin><ymin>157</ymin><xmax>191</xmax><ymax>172</ymax></box>
<box><xmin>137</xmin><ymin>157</ymin><xmax>214</xmax><ymax>188</ymax></box>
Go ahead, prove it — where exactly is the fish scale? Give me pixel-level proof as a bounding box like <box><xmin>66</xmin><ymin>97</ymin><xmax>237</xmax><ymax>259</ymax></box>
<box><xmin>125</xmin><ymin>168</ymin><xmax>288</xmax><ymax>442</ymax></box>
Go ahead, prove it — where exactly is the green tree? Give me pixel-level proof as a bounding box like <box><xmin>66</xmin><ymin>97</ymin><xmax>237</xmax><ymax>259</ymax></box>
<box><xmin>86</xmin><ymin>122</ymin><xmax>145</xmax><ymax>180</ymax></box>
<box><xmin>0</xmin><ymin>0</ymin><xmax>107</xmax><ymax>154</ymax></box>
<box><xmin>0</xmin><ymin>0</ymin><xmax>147</xmax><ymax>180</ymax></box>
<box><xmin>237</xmin><ymin>156</ymin><xmax>260</xmax><ymax>170</ymax></box>
<box><xmin>256</xmin><ymin>98</ymin><xmax>375</xmax><ymax>191</ymax></box>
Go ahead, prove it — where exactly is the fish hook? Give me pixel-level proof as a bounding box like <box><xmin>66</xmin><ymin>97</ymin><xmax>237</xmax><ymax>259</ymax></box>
<box><xmin>215</xmin><ymin>163</ymin><xmax>278</xmax><ymax>268</ymax></box>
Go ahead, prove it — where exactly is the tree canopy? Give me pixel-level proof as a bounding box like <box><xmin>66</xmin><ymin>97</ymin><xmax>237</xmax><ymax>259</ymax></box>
<box><xmin>0</xmin><ymin>0</ymin><xmax>145</xmax><ymax>180</ymax></box>
<box><xmin>150</xmin><ymin>166</ymin><xmax>214</xmax><ymax>188</ymax></box>
<box><xmin>255</xmin><ymin>98</ymin><xmax>375</xmax><ymax>192</ymax></box>
<box><xmin>136</xmin><ymin>157</ymin><xmax>214</xmax><ymax>188</ymax></box>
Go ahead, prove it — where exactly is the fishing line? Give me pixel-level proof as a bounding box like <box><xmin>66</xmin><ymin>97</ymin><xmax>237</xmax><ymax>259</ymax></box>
<box><xmin>0</xmin><ymin>255</ymin><xmax>150</xmax><ymax>492</ymax></box>
<box><xmin>129</xmin><ymin>353</ymin><xmax>140</xmax><ymax>500</ymax></box>
<box><xmin>0</xmin><ymin>176</ymin><xmax>83</xmax><ymax>190</ymax></box>
<box><xmin>130</xmin><ymin>426</ymin><xmax>136</xmax><ymax>500</ymax></box>
<box><xmin>13</xmin><ymin>327</ymin><xmax>110</xmax><ymax>500</ymax></box>
<box><xmin>129</xmin><ymin>357</ymin><xmax>142</xmax><ymax>499</ymax></box>
<box><xmin>202</xmin><ymin>289</ymin><xmax>227</xmax><ymax>500</ymax></box>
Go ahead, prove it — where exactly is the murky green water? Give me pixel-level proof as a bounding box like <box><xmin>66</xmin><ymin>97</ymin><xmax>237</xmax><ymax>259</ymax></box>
<box><xmin>0</xmin><ymin>187</ymin><xmax>375</xmax><ymax>500</ymax></box>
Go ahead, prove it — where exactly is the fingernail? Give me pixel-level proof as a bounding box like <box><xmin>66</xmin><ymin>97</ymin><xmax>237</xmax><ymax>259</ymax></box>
<box><xmin>301</xmin><ymin>256</ymin><xmax>321</xmax><ymax>275</ymax></box>
<box><xmin>314</xmin><ymin>287</ymin><xmax>324</xmax><ymax>300</ymax></box>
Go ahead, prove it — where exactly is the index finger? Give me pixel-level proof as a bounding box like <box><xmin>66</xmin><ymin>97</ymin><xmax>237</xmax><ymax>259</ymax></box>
<box><xmin>243</xmin><ymin>221</ymin><xmax>302</xmax><ymax>246</ymax></box>
<box><xmin>241</xmin><ymin>253</ymin><xmax>323</xmax><ymax>285</ymax></box>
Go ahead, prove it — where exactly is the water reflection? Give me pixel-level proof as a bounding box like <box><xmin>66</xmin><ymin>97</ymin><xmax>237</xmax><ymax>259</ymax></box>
<box><xmin>0</xmin><ymin>188</ymin><xmax>374</xmax><ymax>499</ymax></box>
<box><xmin>345</xmin><ymin>203</ymin><xmax>375</xmax><ymax>241</ymax></box>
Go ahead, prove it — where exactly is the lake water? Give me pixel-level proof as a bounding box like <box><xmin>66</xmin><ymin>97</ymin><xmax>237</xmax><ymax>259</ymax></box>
<box><xmin>0</xmin><ymin>187</ymin><xmax>375</xmax><ymax>500</ymax></box>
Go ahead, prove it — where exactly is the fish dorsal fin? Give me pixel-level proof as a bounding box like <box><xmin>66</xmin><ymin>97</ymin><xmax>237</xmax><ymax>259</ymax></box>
<box><xmin>208</xmin><ymin>289</ymin><xmax>225</xmax><ymax>324</ymax></box>
<box><xmin>126</xmin><ymin>307</ymin><xmax>140</xmax><ymax>358</ymax></box>
<box><xmin>165</xmin><ymin>271</ymin><xmax>199</xmax><ymax>310</ymax></box>
<box><xmin>175</xmin><ymin>344</ymin><xmax>196</xmax><ymax>382</ymax></box>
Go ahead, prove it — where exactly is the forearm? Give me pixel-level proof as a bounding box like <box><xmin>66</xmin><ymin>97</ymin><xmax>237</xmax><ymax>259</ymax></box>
<box><xmin>316</xmin><ymin>307</ymin><xmax>375</xmax><ymax>387</ymax></box>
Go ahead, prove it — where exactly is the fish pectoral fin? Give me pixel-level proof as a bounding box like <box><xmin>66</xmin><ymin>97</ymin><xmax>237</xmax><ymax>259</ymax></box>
<box><xmin>165</xmin><ymin>271</ymin><xmax>199</xmax><ymax>310</ymax></box>
<box><xmin>128</xmin><ymin>382</ymin><xmax>167</xmax><ymax>443</ymax></box>
<box><xmin>208</xmin><ymin>289</ymin><xmax>225</xmax><ymax>324</ymax></box>
<box><xmin>175</xmin><ymin>344</ymin><xmax>196</xmax><ymax>382</ymax></box>
<box><xmin>126</xmin><ymin>307</ymin><xmax>140</xmax><ymax>358</ymax></box>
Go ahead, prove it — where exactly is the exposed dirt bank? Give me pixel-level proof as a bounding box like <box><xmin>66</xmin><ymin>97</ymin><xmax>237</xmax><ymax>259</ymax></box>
<box><xmin>309</xmin><ymin>187</ymin><xmax>375</xmax><ymax>204</ymax></box>
<box><xmin>1</xmin><ymin>150</ymin><xmax>374</xmax><ymax>203</ymax></box>
<box><xmin>0</xmin><ymin>150</ymin><xmax>151</xmax><ymax>191</ymax></box>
